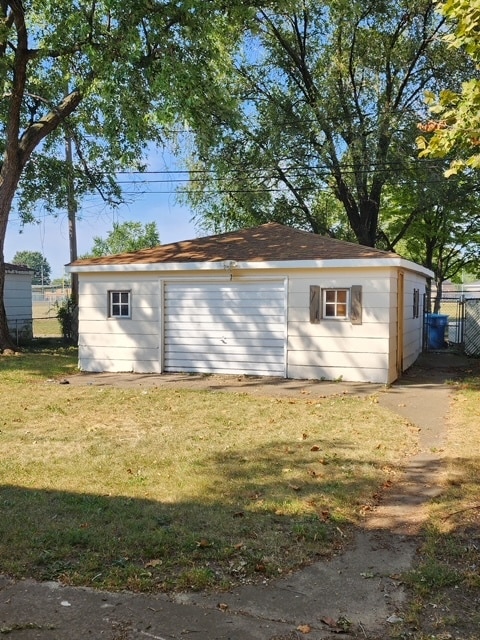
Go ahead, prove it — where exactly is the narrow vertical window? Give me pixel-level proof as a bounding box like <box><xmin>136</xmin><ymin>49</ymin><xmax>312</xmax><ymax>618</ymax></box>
<box><xmin>413</xmin><ymin>288</ymin><xmax>420</xmax><ymax>319</ymax></box>
<box><xmin>109</xmin><ymin>291</ymin><xmax>131</xmax><ymax>318</ymax></box>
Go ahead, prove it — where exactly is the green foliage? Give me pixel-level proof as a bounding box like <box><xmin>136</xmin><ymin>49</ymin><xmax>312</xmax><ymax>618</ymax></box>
<box><xmin>417</xmin><ymin>0</ymin><xmax>480</xmax><ymax>173</ymax></box>
<box><xmin>84</xmin><ymin>221</ymin><xmax>160</xmax><ymax>257</ymax></box>
<box><xmin>56</xmin><ymin>297</ymin><xmax>78</xmax><ymax>343</ymax></box>
<box><xmin>181</xmin><ymin>0</ymin><xmax>470</xmax><ymax>247</ymax></box>
<box><xmin>381</xmin><ymin>162</ymin><xmax>480</xmax><ymax>304</ymax></box>
<box><xmin>12</xmin><ymin>250</ymin><xmax>51</xmax><ymax>285</ymax></box>
<box><xmin>0</xmin><ymin>0</ymin><xmax>257</xmax><ymax>348</ymax></box>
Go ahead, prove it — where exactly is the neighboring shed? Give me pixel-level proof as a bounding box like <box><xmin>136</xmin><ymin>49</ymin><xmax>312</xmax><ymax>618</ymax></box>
<box><xmin>4</xmin><ymin>263</ymin><xmax>34</xmax><ymax>341</ymax></box>
<box><xmin>67</xmin><ymin>223</ymin><xmax>433</xmax><ymax>384</ymax></box>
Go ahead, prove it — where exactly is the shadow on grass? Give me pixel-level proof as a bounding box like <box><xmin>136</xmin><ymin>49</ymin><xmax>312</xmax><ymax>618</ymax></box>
<box><xmin>0</xmin><ymin>341</ymin><xmax>77</xmax><ymax>379</ymax></box>
<box><xmin>0</xmin><ymin>440</ymin><xmax>395</xmax><ymax>593</ymax></box>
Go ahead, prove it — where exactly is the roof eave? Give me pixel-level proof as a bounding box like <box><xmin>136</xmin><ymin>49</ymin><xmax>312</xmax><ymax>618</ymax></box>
<box><xmin>67</xmin><ymin>258</ymin><xmax>433</xmax><ymax>278</ymax></box>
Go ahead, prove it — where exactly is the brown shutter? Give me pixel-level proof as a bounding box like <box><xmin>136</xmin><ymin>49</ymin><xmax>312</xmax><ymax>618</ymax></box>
<box><xmin>350</xmin><ymin>285</ymin><xmax>362</xmax><ymax>325</ymax></box>
<box><xmin>310</xmin><ymin>285</ymin><xmax>320</xmax><ymax>323</ymax></box>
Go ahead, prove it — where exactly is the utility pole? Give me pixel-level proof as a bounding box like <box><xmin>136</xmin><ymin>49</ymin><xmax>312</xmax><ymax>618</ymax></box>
<box><xmin>65</xmin><ymin>133</ymin><xmax>78</xmax><ymax>306</ymax></box>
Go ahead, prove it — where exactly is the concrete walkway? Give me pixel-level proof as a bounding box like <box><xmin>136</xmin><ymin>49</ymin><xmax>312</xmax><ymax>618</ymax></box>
<box><xmin>0</xmin><ymin>351</ymin><xmax>473</xmax><ymax>639</ymax></box>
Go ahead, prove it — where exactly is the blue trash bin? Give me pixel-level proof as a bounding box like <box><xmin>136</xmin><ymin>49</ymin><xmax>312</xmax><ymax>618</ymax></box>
<box><xmin>426</xmin><ymin>313</ymin><xmax>449</xmax><ymax>349</ymax></box>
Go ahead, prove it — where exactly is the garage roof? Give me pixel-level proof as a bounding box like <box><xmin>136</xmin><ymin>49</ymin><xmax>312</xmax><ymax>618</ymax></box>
<box><xmin>69</xmin><ymin>222</ymin><xmax>398</xmax><ymax>267</ymax></box>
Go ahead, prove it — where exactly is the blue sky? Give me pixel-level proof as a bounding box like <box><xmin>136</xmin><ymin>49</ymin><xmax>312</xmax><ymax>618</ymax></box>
<box><xmin>4</xmin><ymin>149</ymin><xmax>200</xmax><ymax>279</ymax></box>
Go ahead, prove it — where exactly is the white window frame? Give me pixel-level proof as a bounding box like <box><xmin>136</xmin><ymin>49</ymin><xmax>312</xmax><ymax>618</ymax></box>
<box><xmin>108</xmin><ymin>290</ymin><xmax>131</xmax><ymax>318</ymax></box>
<box><xmin>322</xmin><ymin>288</ymin><xmax>349</xmax><ymax>320</ymax></box>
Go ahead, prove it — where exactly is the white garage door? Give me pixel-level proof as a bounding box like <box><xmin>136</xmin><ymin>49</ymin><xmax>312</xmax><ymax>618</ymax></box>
<box><xmin>164</xmin><ymin>281</ymin><xmax>286</xmax><ymax>376</ymax></box>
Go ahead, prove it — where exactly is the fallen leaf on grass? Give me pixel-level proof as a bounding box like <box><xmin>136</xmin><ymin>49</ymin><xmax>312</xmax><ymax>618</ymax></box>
<box><xmin>310</xmin><ymin>445</ymin><xmax>320</xmax><ymax>451</ymax></box>
<box><xmin>196</xmin><ymin>539</ymin><xmax>211</xmax><ymax>548</ymax></box>
<box><xmin>144</xmin><ymin>559</ymin><xmax>162</xmax><ymax>568</ymax></box>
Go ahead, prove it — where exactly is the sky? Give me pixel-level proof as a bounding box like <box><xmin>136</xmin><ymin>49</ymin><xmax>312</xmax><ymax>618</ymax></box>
<box><xmin>4</xmin><ymin>149</ymin><xmax>200</xmax><ymax>280</ymax></box>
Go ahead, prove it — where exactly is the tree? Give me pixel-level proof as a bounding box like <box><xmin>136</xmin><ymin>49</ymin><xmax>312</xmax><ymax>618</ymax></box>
<box><xmin>0</xmin><ymin>0</ymin><xmax>257</xmax><ymax>351</ymax></box>
<box><xmin>85</xmin><ymin>221</ymin><xmax>160</xmax><ymax>257</ymax></box>
<box><xmin>382</xmin><ymin>163</ymin><xmax>480</xmax><ymax>310</ymax></box>
<box><xmin>182</xmin><ymin>0</ymin><xmax>471</xmax><ymax>248</ymax></box>
<box><xmin>417</xmin><ymin>0</ymin><xmax>480</xmax><ymax>174</ymax></box>
<box><xmin>12</xmin><ymin>250</ymin><xmax>51</xmax><ymax>285</ymax></box>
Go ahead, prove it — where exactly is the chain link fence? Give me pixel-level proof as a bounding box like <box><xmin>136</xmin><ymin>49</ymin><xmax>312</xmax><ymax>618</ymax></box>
<box><xmin>424</xmin><ymin>296</ymin><xmax>480</xmax><ymax>356</ymax></box>
<box><xmin>464</xmin><ymin>299</ymin><xmax>480</xmax><ymax>356</ymax></box>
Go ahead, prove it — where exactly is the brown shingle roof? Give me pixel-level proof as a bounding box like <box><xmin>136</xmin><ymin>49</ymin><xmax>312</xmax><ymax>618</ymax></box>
<box><xmin>69</xmin><ymin>223</ymin><xmax>399</xmax><ymax>267</ymax></box>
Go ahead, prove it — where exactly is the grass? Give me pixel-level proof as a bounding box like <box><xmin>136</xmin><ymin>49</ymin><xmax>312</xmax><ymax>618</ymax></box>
<box><xmin>397</xmin><ymin>367</ymin><xmax>480</xmax><ymax>640</ymax></box>
<box><xmin>32</xmin><ymin>301</ymin><xmax>61</xmax><ymax>338</ymax></box>
<box><xmin>0</xmin><ymin>345</ymin><xmax>418</xmax><ymax>593</ymax></box>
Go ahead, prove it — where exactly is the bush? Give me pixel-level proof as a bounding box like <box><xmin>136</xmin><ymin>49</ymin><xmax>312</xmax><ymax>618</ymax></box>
<box><xmin>56</xmin><ymin>297</ymin><xmax>78</xmax><ymax>343</ymax></box>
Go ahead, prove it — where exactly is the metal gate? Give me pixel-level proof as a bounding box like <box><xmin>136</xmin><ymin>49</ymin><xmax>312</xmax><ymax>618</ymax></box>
<box><xmin>464</xmin><ymin>299</ymin><xmax>480</xmax><ymax>356</ymax></box>
<box><xmin>423</xmin><ymin>296</ymin><xmax>480</xmax><ymax>356</ymax></box>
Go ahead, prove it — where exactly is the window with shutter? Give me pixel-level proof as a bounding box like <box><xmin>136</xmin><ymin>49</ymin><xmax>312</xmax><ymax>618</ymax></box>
<box><xmin>309</xmin><ymin>285</ymin><xmax>363</xmax><ymax>324</ymax></box>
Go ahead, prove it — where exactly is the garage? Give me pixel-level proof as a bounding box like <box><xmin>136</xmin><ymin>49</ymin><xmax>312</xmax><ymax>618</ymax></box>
<box><xmin>69</xmin><ymin>223</ymin><xmax>432</xmax><ymax>383</ymax></box>
<box><xmin>163</xmin><ymin>280</ymin><xmax>286</xmax><ymax>376</ymax></box>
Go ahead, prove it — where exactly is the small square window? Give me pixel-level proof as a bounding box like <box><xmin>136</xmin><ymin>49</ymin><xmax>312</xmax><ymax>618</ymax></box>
<box><xmin>109</xmin><ymin>291</ymin><xmax>131</xmax><ymax>318</ymax></box>
<box><xmin>323</xmin><ymin>289</ymin><xmax>348</xmax><ymax>319</ymax></box>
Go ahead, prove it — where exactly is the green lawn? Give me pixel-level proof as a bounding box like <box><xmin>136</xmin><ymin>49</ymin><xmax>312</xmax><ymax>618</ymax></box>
<box><xmin>0</xmin><ymin>346</ymin><xmax>417</xmax><ymax>593</ymax></box>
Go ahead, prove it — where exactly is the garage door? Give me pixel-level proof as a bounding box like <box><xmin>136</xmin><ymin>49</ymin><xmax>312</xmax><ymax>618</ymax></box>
<box><xmin>164</xmin><ymin>281</ymin><xmax>286</xmax><ymax>376</ymax></box>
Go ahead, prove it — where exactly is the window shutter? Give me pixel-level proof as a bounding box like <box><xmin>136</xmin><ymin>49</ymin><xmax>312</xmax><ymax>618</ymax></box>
<box><xmin>350</xmin><ymin>285</ymin><xmax>362</xmax><ymax>325</ymax></box>
<box><xmin>310</xmin><ymin>285</ymin><xmax>320</xmax><ymax>323</ymax></box>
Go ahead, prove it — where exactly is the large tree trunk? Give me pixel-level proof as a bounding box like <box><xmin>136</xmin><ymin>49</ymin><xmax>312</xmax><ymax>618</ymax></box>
<box><xmin>0</xmin><ymin>162</ymin><xmax>23</xmax><ymax>351</ymax></box>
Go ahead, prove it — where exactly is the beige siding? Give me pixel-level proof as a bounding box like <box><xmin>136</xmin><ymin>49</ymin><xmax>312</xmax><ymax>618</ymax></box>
<box><xmin>75</xmin><ymin>264</ymin><xmax>428</xmax><ymax>383</ymax></box>
<box><xmin>286</xmin><ymin>269</ymin><xmax>393</xmax><ymax>382</ymax></box>
<box><xmin>402</xmin><ymin>271</ymin><xmax>427</xmax><ymax>371</ymax></box>
<box><xmin>78</xmin><ymin>275</ymin><xmax>160</xmax><ymax>373</ymax></box>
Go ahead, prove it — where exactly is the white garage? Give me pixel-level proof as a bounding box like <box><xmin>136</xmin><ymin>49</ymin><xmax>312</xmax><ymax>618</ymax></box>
<box><xmin>163</xmin><ymin>281</ymin><xmax>286</xmax><ymax>376</ymax></box>
<box><xmin>68</xmin><ymin>223</ymin><xmax>432</xmax><ymax>384</ymax></box>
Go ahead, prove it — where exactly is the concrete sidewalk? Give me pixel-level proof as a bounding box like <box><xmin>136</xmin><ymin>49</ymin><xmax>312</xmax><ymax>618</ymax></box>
<box><xmin>0</xmin><ymin>350</ymin><xmax>475</xmax><ymax>639</ymax></box>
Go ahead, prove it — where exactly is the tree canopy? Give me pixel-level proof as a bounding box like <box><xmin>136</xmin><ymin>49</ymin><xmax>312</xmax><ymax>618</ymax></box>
<box><xmin>12</xmin><ymin>250</ymin><xmax>51</xmax><ymax>285</ymax></box>
<box><xmin>417</xmin><ymin>0</ymin><xmax>480</xmax><ymax>174</ymax></box>
<box><xmin>182</xmin><ymin>0</ymin><xmax>470</xmax><ymax>249</ymax></box>
<box><xmin>85</xmin><ymin>221</ymin><xmax>160</xmax><ymax>257</ymax></box>
<box><xmin>0</xmin><ymin>0</ymin><xmax>257</xmax><ymax>350</ymax></box>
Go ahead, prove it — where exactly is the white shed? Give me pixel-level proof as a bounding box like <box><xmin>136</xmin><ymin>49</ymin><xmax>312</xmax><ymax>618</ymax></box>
<box><xmin>67</xmin><ymin>223</ymin><xmax>433</xmax><ymax>384</ymax></box>
<box><xmin>4</xmin><ymin>263</ymin><xmax>34</xmax><ymax>341</ymax></box>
